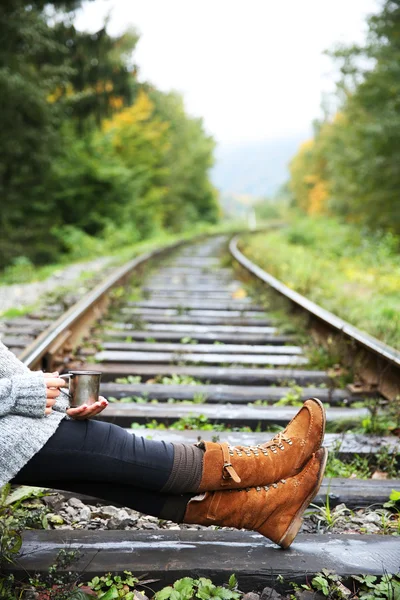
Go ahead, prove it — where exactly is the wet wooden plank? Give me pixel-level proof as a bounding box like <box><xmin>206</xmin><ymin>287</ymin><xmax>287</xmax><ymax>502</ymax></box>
<box><xmin>127</xmin><ymin>429</ymin><xmax>399</xmax><ymax>456</ymax></box>
<box><xmin>144</xmin><ymin>285</ymin><xmax>241</xmax><ymax>293</ymax></box>
<box><xmin>13</xmin><ymin>531</ymin><xmax>400</xmax><ymax>587</ymax></box>
<box><xmin>121</xmin><ymin>308</ymin><xmax>268</xmax><ymax>319</ymax></box>
<box><xmin>154</xmin><ymin>267</ymin><xmax>232</xmax><ymax>275</ymax></box>
<box><xmin>173</xmin><ymin>256</ymin><xmax>221</xmax><ymax>262</ymax></box>
<box><xmin>90</xmin><ymin>363</ymin><xmax>330</xmax><ymax>385</ymax></box>
<box><xmin>0</xmin><ymin>336</ymin><xmax>34</xmax><ymax>348</ymax></box>
<box><xmin>146</xmin><ymin>291</ymin><xmax>242</xmax><ymax>300</ymax></box>
<box><xmin>1</xmin><ymin>318</ymin><xmax>53</xmax><ymax>328</ymax></box>
<box><xmin>118</xmin><ymin>314</ymin><xmax>274</xmax><ymax>326</ymax></box>
<box><xmin>151</xmin><ymin>274</ymin><xmax>232</xmax><ymax>281</ymax></box>
<box><xmin>99</xmin><ymin>403</ymin><xmax>369</xmax><ymax>428</ymax></box>
<box><xmin>104</xmin><ymin>330</ymin><xmax>293</xmax><ymax>345</ymax></box>
<box><xmin>149</xmin><ymin>276</ymin><xmax>233</xmax><ymax>284</ymax></box>
<box><xmin>2</xmin><ymin>325</ymin><xmax>48</xmax><ymax>337</ymax></box>
<box><xmin>47</xmin><ymin>477</ymin><xmax>400</xmax><ymax>510</ymax></box>
<box><xmin>171</xmin><ymin>259</ymin><xmax>220</xmax><ymax>266</ymax></box>
<box><xmin>100</xmin><ymin>382</ymin><xmax>347</xmax><ymax>404</ymax></box>
<box><xmin>112</xmin><ymin>323</ymin><xmax>278</xmax><ymax>334</ymax></box>
<box><xmin>102</xmin><ymin>342</ymin><xmax>304</xmax><ymax>355</ymax></box>
<box><xmin>314</xmin><ymin>477</ymin><xmax>400</xmax><ymax>506</ymax></box>
<box><xmin>150</xmin><ymin>269</ymin><xmax>230</xmax><ymax>276</ymax></box>
<box><xmin>127</xmin><ymin>300</ymin><xmax>259</xmax><ymax>310</ymax></box>
<box><xmin>95</xmin><ymin>350</ymin><xmax>308</xmax><ymax>367</ymax></box>
<box><xmin>9</xmin><ymin>347</ymin><xmax>23</xmax><ymax>355</ymax></box>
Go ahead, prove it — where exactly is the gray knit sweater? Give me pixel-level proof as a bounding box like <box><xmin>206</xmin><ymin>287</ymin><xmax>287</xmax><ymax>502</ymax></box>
<box><xmin>0</xmin><ymin>340</ymin><xmax>68</xmax><ymax>488</ymax></box>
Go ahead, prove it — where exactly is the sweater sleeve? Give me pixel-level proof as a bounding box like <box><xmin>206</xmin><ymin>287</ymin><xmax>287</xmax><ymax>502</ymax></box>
<box><xmin>0</xmin><ymin>339</ymin><xmax>30</xmax><ymax>377</ymax></box>
<box><xmin>51</xmin><ymin>392</ymin><xmax>70</xmax><ymax>415</ymax></box>
<box><xmin>0</xmin><ymin>371</ymin><xmax>47</xmax><ymax>418</ymax></box>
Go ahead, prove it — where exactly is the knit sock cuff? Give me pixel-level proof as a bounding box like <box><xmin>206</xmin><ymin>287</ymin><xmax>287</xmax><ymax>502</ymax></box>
<box><xmin>161</xmin><ymin>443</ymin><xmax>204</xmax><ymax>494</ymax></box>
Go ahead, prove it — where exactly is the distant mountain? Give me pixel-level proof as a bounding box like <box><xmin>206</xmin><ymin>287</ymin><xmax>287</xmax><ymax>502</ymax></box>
<box><xmin>211</xmin><ymin>133</ymin><xmax>309</xmax><ymax>200</ymax></box>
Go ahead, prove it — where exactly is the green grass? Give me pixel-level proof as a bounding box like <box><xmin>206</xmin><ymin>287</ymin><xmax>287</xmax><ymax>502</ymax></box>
<box><xmin>0</xmin><ymin>259</ymin><xmax>72</xmax><ymax>286</ymax></box>
<box><xmin>0</xmin><ymin>218</ymin><xmax>247</xmax><ymax>287</ymax></box>
<box><xmin>0</xmin><ymin>305</ymin><xmax>37</xmax><ymax>319</ymax></box>
<box><xmin>325</xmin><ymin>440</ymin><xmax>399</xmax><ymax>479</ymax></box>
<box><xmin>241</xmin><ymin>215</ymin><xmax>400</xmax><ymax>348</ymax></box>
<box><xmin>0</xmin><ymin>219</ymin><xmax>252</xmax><ymax>322</ymax></box>
<box><xmin>130</xmin><ymin>415</ymin><xmax>254</xmax><ymax>432</ymax></box>
<box><xmin>244</xmin><ymin>283</ymin><xmax>355</xmax><ymax>379</ymax></box>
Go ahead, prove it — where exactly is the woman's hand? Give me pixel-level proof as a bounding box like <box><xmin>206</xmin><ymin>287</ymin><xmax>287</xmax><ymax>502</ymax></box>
<box><xmin>43</xmin><ymin>372</ymin><xmax>108</xmax><ymax>419</ymax></box>
<box><xmin>43</xmin><ymin>371</ymin><xmax>66</xmax><ymax>415</ymax></box>
<box><xmin>67</xmin><ymin>396</ymin><xmax>109</xmax><ymax>420</ymax></box>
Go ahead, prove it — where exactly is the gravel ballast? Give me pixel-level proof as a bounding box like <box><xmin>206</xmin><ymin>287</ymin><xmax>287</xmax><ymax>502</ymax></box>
<box><xmin>0</xmin><ymin>257</ymin><xmax>111</xmax><ymax>314</ymax></box>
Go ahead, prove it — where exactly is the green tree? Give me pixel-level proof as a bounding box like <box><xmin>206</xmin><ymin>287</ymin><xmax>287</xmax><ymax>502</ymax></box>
<box><xmin>44</xmin><ymin>23</ymin><xmax>139</xmax><ymax>132</ymax></box>
<box><xmin>0</xmin><ymin>2</ymin><xmax>68</xmax><ymax>266</ymax></box>
<box><xmin>150</xmin><ymin>90</ymin><xmax>219</xmax><ymax>229</ymax></box>
<box><xmin>0</xmin><ymin>1</ymin><xmax>139</xmax><ymax>266</ymax></box>
<box><xmin>0</xmin><ymin>0</ymin><xmax>219</xmax><ymax>270</ymax></box>
<box><xmin>290</xmin><ymin>0</ymin><xmax>400</xmax><ymax>235</ymax></box>
<box><xmin>326</xmin><ymin>0</ymin><xmax>400</xmax><ymax>232</ymax></box>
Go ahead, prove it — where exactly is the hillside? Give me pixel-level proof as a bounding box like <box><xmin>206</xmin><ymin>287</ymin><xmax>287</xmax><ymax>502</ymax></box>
<box><xmin>211</xmin><ymin>133</ymin><xmax>309</xmax><ymax>199</ymax></box>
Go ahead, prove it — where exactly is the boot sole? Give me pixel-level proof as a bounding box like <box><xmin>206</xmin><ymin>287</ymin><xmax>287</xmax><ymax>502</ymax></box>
<box><xmin>308</xmin><ymin>397</ymin><xmax>326</xmax><ymax>449</ymax></box>
<box><xmin>288</xmin><ymin>397</ymin><xmax>326</xmax><ymax>477</ymax></box>
<box><xmin>294</xmin><ymin>397</ymin><xmax>326</xmax><ymax>471</ymax></box>
<box><xmin>277</xmin><ymin>447</ymin><xmax>328</xmax><ymax>550</ymax></box>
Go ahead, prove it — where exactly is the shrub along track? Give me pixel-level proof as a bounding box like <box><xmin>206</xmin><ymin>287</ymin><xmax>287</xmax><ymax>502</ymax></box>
<box><xmin>3</xmin><ymin>234</ymin><xmax>400</xmax><ymax>592</ymax></box>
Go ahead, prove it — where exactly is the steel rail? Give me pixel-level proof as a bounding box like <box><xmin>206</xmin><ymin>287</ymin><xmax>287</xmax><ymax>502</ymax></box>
<box><xmin>18</xmin><ymin>228</ymin><xmax>276</xmax><ymax>370</ymax></box>
<box><xmin>7</xmin><ymin>231</ymin><xmax>400</xmax><ymax>586</ymax></box>
<box><xmin>229</xmin><ymin>235</ymin><xmax>400</xmax><ymax>371</ymax></box>
<box><xmin>19</xmin><ymin>240</ymin><xmax>186</xmax><ymax>369</ymax></box>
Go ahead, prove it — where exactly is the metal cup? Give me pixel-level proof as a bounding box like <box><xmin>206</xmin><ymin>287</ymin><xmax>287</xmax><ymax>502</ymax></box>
<box><xmin>60</xmin><ymin>371</ymin><xmax>102</xmax><ymax>408</ymax></box>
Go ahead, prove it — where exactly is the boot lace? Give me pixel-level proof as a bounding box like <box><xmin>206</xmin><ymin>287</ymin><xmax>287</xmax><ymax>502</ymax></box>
<box><xmin>228</xmin><ymin>433</ymin><xmax>292</xmax><ymax>458</ymax></box>
<box><xmin>263</xmin><ymin>432</ymin><xmax>293</xmax><ymax>452</ymax></box>
<box><xmin>229</xmin><ymin>480</ymin><xmax>287</xmax><ymax>493</ymax></box>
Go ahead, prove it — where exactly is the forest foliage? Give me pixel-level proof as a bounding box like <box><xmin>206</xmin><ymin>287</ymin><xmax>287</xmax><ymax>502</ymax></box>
<box><xmin>242</xmin><ymin>215</ymin><xmax>400</xmax><ymax>348</ymax></box>
<box><xmin>0</xmin><ymin>0</ymin><xmax>218</xmax><ymax>270</ymax></box>
<box><xmin>289</xmin><ymin>0</ymin><xmax>400</xmax><ymax>235</ymax></box>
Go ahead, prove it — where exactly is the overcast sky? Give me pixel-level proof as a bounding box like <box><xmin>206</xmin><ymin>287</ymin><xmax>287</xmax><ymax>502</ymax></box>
<box><xmin>75</xmin><ymin>0</ymin><xmax>379</xmax><ymax>147</ymax></box>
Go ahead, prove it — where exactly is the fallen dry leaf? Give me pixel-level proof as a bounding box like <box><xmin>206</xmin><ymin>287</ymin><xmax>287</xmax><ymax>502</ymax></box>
<box><xmin>232</xmin><ymin>288</ymin><xmax>247</xmax><ymax>299</ymax></box>
<box><xmin>371</xmin><ymin>470</ymin><xmax>388</xmax><ymax>479</ymax></box>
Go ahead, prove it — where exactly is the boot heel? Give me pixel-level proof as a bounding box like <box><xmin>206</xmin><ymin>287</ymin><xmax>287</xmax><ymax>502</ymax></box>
<box><xmin>277</xmin><ymin>447</ymin><xmax>328</xmax><ymax>549</ymax></box>
<box><xmin>278</xmin><ymin>515</ymin><xmax>303</xmax><ymax>549</ymax></box>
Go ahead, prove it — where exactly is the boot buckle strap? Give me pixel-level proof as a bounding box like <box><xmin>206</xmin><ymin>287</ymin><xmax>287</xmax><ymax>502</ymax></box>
<box><xmin>222</xmin><ymin>462</ymin><xmax>241</xmax><ymax>483</ymax></box>
<box><xmin>221</xmin><ymin>443</ymin><xmax>241</xmax><ymax>484</ymax></box>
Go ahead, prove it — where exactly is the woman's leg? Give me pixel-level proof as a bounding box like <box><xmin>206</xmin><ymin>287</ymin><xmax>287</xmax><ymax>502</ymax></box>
<box><xmin>14</xmin><ymin>398</ymin><xmax>325</xmax><ymax>494</ymax></box>
<box><xmin>12</xmin><ymin>419</ymin><xmax>196</xmax><ymax>520</ymax></box>
<box><xmin>31</xmin><ymin>480</ymin><xmax>192</xmax><ymax>521</ymax></box>
<box><xmin>12</xmin><ymin>419</ymin><xmax>202</xmax><ymax>492</ymax></box>
<box><xmin>11</xmin><ymin>401</ymin><xmax>327</xmax><ymax>546</ymax></box>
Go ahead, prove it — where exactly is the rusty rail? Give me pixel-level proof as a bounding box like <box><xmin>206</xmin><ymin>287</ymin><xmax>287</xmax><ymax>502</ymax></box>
<box><xmin>19</xmin><ymin>240</ymin><xmax>186</xmax><ymax>370</ymax></box>
<box><xmin>229</xmin><ymin>234</ymin><xmax>400</xmax><ymax>400</ymax></box>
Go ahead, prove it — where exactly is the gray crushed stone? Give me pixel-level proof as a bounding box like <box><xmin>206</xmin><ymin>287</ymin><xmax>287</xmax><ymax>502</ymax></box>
<box><xmin>301</xmin><ymin>502</ymin><xmax>399</xmax><ymax>535</ymax></box>
<box><xmin>0</xmin><ymin>257</ymin><xmax>111</xmax><ymax>314</ymax></box>
<box><xmin>40</xmin><ymin>493</ymin><xmax>209</xmax><ymax>532</ymax></box>
<box><xmin>18</xmin><ymin>492</ymin><xmax>400</xmax><ymax>536</ymax></box>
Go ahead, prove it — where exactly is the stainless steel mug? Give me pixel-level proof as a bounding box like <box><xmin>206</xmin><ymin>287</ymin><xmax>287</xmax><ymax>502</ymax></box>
<box><xmin>60</xmin><ymin>371</ymin><xmax>102</xmax><ymax>408</ymax></box>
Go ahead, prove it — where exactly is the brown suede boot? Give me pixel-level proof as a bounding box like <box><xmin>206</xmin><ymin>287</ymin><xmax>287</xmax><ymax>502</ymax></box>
<box><xmin>196</xmin><ymin>398</ymin><xmax>325</xmax><ymax>491</ymax></box>
<box><xmin>184</xmin><ymin>448</ymin><xmax>328</xmax><ymax>549</ymax></box>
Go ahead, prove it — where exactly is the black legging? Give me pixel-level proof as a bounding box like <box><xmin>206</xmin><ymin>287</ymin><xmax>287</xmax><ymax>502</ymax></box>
<box><xmin>12</xmin><ymin>420</ymin><xmax>181</xmax><ymax>518</ymax></box>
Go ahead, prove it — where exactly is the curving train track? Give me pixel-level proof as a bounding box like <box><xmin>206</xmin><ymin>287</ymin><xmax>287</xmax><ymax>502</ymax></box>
<box><xmin>2</xmin><ymin>233</ymin><xmax>400</xmax><ymax>591</ymax></box>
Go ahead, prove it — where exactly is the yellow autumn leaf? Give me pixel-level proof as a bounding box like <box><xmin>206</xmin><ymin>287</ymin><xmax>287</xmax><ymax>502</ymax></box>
<box><xmin>232</xmin><ymin>288</ymin><xmax>247</xmax><ymax>299</ymax></box>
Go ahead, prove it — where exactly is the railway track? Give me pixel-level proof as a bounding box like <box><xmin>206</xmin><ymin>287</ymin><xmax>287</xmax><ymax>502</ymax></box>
<box><xmin>2</xmin><ymin>234</ymin><xmax>400</xmax><ymax>593</ymax></box>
